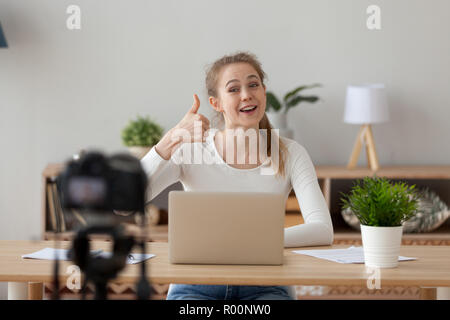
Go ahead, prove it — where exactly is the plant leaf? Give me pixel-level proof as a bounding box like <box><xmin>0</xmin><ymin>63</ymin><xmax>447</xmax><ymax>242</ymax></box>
<box><xmin>266</xmin><ymin>91</ymin><xmax>282</xmax><ymax>112</ymax></box>
<box><xmin>121</xmin><ymin>115</ymin><xmax>164</xmax><ymax>147</ymax></box>
<box><xmin>339</xmin><ymin>176</ymin><xmax>419</xmax><ymax>227</ymax></box>
<box><xmin>283</xmin><ymin>83</ymin><xmax>322</xmax><ymax>103</ymax></box>
<box><xmin>285</xmin><ymin>95</ymin><xmax>319</xmax><ymax>113</ymax></box>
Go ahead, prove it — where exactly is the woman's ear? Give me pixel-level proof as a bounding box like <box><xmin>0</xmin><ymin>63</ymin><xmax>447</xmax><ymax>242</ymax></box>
<box><xmin>209</xmin><ymin>96</ymin><xmax>222</xmax><ymax>112</ymax></box>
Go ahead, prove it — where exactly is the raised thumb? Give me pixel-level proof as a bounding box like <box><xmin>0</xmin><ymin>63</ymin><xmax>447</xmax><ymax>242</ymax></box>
<box><xmin>189</xmin><ymin>94</ymin><xmax>200</xmax><ymax>114</ymax></box>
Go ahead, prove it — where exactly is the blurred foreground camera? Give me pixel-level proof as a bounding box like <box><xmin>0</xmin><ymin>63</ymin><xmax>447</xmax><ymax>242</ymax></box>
<box><xmin>59</xmin><ymin>151</ymin><xmax>147</xmax><ymax>213</ymax></box>
<box><xmin>53</xmin><ymin>150</ymin><xmax>151</xmax><ymax>300</ymax></box>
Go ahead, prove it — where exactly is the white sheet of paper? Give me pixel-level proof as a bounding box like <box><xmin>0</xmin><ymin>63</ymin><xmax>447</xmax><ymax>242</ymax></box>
<box><xmin>22</xmin><ymin>248</ymin><xmax>155</xmax><ymax>264</ymax></box>
<box><xmin>125</xmin><ymin>253</ymin><xmax>156</xmax><ymax>264</ymax></box>
<box><xmin>292</xmin><ymin>246</ymin><xmax>417</xmax><ymax>264</ymax></box>
<box><xmin>22</xmin><ymin>248</ymin><xmax>102</xmax><ymax>261</ymax></box>
<box><xmin>98</xmin><ymin>252</ymin><xmax>156</xmax><ymax>264</ymax></box>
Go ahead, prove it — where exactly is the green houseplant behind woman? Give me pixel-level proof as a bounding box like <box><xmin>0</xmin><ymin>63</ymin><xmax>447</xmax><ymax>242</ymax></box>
<box><xmin>122</xmin><ymin>115</ymin><xmax>163</xmax><ymax>159</ymax></box>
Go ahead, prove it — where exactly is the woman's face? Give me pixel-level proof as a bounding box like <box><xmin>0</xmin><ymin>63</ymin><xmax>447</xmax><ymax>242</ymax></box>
<box><xmin>210</xmin><ymin>63</ymin><xmax>266</xmax><ymax>130</ymax></box>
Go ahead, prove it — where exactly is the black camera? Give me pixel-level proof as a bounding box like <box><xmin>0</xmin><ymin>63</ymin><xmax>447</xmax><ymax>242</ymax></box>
<box><xmin>59</xmin><ymin>151</ymin><xmax>147</xmax><ymax>213</ymax></box>
<box><xmin>53</xmin><ymin>150</ymin><xmax>151</xmax><ymax>300</ymax></box>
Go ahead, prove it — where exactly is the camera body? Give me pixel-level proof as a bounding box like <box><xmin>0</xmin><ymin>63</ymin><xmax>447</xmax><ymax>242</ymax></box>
<box><xmin>58</xmin><ymin>151</ymin><xmax>147</xmax><ymax>213</ymax></box>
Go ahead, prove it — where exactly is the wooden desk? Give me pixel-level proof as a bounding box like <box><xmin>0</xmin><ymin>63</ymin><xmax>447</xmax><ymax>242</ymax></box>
<box><xmin>1</xmin><ymin>240</ymin><xmax>449</xmax><ymax>300</ymax></box>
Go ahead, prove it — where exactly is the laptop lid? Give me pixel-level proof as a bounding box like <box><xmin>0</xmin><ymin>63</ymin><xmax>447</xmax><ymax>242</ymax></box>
<box><xmin>168</xmin><ymin>191</ymin><xmax>285</xmax><ymax>265</ymax></box>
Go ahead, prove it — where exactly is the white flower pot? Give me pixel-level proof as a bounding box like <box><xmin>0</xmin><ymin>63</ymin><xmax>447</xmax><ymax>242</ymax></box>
<box><xmin>360</xmin><ymin>224</ymin><xmax>403</xmax><ymax>268</ymax></box>
<box><xmin>128</xmin><ymin>146</ymin><xmax>152</xmax><ymax>160</ymax></box>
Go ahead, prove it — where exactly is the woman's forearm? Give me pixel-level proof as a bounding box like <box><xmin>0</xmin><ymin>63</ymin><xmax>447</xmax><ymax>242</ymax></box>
<box><xmin>155</xmin><ymin>128</ymin><xmax>181</xmax><ymax>160</ymax></box>
<box><xmin>284</xmin><ymin>222</ymin><xmax>334</xmax><ymax>247</ymax></box>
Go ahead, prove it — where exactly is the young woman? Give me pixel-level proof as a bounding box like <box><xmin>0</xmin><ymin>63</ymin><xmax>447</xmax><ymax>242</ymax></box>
<box><xmin>142</xmin><ymin>52</ymin><xmax>334</xmax><ymax>300</ymax></box>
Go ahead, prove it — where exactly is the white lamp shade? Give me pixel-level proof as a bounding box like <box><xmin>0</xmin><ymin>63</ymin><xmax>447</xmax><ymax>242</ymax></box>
<box><xmin>344</xmin><ymin>84</ymin><xmax>390</xmax><ymax>124</ymax></box>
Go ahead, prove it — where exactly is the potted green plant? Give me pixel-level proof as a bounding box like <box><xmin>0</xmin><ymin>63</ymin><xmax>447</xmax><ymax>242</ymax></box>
<box><xmin>340</xmin><ymin>176</ymin><xmax>419</xmax><ymax>268</ymax></box>
<box><xmin>121</xmin><ymin>115</ymin><xmax>164</xmax><ymax>159</ymax></box>
<box><xmin>266</xmin><ymin>84</ymin><xmax>321</xmax><ymax>138</ymax></box>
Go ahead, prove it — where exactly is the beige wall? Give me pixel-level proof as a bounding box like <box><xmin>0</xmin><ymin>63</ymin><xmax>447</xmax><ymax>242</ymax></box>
<box><xmin>1</xmin><ymin>0</ymin><xmax>449</xmax><ymax>242</ymax></box>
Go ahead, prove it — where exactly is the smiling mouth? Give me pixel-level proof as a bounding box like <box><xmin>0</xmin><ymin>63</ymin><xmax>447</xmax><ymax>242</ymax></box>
<box><xmin>240</xmin><ymin>105</ymin><xmax>257</xmax><ymax>113</ymax></box>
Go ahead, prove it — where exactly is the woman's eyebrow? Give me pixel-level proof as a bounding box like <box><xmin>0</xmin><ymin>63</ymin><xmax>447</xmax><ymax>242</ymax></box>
<box><xmin>225</xmin><ymin>74</ymin><xmax>259</xmax><ymax>87</ymax></box>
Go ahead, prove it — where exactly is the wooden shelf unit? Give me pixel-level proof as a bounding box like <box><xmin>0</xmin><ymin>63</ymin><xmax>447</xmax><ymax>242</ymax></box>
<box><xmin>312</xmin><ymin>165</ymin><xmax>450</xmax><ymax>245</ymax></box>
<box><xmin>42</xmin><ymin>164</ymin><xmax>450</xmax><ymax>244</ymax></box>
<box><xmin>315</xmin><ymin>165</ymin><xmax>450</xmax><ymax>205</ymax></box>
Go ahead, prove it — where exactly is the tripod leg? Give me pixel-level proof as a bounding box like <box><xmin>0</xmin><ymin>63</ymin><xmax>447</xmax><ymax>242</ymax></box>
<box><xmin>81</xmin><ymin>276</ymin><xmax>89</xmax><ymax>300</ymax></box>
<box><xmin>95</xmin><ymin>281</ymin><xmax>108</xmax><ymax>300</ymax></box>
<box><xmin>136</xmin><ymin>240</ymin><xmax>151</xmax><ymax>300</ymax></box>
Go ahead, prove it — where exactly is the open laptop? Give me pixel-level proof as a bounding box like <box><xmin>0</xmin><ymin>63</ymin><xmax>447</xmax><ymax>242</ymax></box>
<box><xmin>168</xmin><ymin>191</ymin><xmax>285</xmax><ymax>265</ymax></box>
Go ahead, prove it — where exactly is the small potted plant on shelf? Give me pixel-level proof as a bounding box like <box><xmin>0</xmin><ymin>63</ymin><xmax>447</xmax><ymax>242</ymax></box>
<box><xmin>340</xmin><ymin>176</ymin><xmax>420</xmax><ymax>268</ymax></box>
<box><xmin>121</xmin><ymin>115</ymin><xmax>164</xmax><ymax>159</ymax></box>
<box><xmin>266</xmin><ymin>84</ymin><xmax>321</xmax><ymax>138</ymax></box>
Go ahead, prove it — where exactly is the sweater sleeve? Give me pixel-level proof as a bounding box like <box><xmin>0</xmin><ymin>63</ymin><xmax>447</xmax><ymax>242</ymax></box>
<box><xmin>140</xmin><ymin>145</ymin><xmax>182</xmax><ymax>203</ymax></box>
<box><xmin>284</xmin><ymin>143</ymin><xmax>334</xmax><ymax>247</ymax></box>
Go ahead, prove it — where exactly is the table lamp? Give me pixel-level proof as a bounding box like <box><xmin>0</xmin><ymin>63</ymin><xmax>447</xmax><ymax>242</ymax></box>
<box><xmin>343</xmin><ymin>84</ymin><xmax>389</xmax><ymax>171</ymax></box>
<box><xmin>0</xmin><ymin>22</ymin><xmax>7</xmax><ymax>48</ymax></box>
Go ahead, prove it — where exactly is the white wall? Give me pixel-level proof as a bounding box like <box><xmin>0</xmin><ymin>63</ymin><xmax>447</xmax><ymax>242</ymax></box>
<box><xmin>1</xmin><ymin>0</ymin><xmax>449</xmax><ymax>242</ymax></box>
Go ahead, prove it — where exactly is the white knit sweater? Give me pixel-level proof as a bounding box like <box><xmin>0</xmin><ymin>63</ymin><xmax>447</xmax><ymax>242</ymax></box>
<box><xmin>141</xmin><ymin>129</ymin><xmax>333</xmax><ymax>248</ymax></box>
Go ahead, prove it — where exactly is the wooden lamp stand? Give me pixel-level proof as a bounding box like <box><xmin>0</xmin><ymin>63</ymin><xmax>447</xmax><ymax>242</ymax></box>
<box><xmin>347</xmin><ymin>124</ymin><xmax>379</xmax><ymax>171</ymax></box>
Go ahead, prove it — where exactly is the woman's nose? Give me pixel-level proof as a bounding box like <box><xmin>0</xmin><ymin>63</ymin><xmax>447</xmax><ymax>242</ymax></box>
<box><xmin>241</xmin><ymin>88</ymin><xmax>252</xmax><ymax>101</ymax></box>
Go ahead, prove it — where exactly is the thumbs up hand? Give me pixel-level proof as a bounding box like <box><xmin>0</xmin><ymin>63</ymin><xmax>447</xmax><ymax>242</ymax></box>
<box><xmin>173</xmin><ymin>93</ymin><xmax>210</xmax><ymax>143</ymax></box>
<box><xmin>154</xmin><ymin>94</ymin><xmax>211</xmax><ymax>160</ymax></box>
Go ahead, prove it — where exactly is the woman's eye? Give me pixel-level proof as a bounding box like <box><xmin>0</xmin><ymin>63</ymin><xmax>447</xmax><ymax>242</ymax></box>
<box><xmin>228</xmin><ymin>83</ymin><xmax>259</xmax><ymax>92</ymax></box>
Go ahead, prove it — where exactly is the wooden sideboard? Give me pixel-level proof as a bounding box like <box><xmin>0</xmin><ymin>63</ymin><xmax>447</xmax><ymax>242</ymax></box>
<box><xmin>312</xmin><ymin>165</ymin><xmax>450</xmax><ymax>245</ymax></box>
<box><xmin>42</xmin><ymin>164</ymin><xmax>450</xmax><ymax>245</ymax></box>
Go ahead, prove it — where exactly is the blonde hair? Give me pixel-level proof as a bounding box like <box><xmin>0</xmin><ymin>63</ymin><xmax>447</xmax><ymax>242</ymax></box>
<box><xmin>205</xmin><ymin>51</ymin><xmax>287</xmax><ymax>178</ymax></box>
